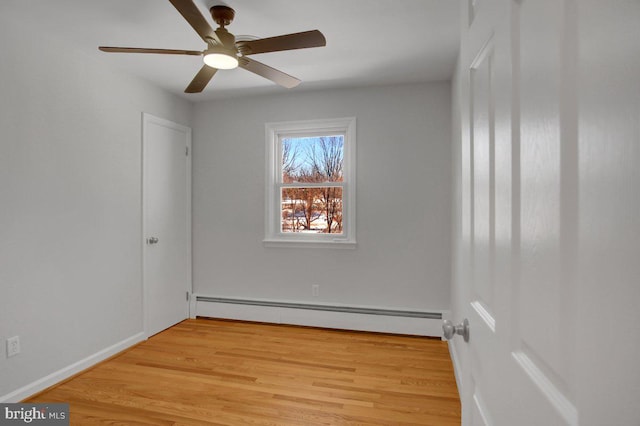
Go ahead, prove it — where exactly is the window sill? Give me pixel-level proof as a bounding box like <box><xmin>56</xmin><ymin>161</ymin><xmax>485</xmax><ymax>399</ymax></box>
<box><xmin>263</xmin><ymin>239</ymin><xmax>357</xmax><ymax>249</ymax></box>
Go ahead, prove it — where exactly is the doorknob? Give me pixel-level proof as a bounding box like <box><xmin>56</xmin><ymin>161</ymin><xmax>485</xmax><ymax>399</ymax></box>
<box><xmin>146</xmin><ymin>237</ymin><xmax>159</xmax><ymax>245</ymax></box>
<box><xmin>443</xmin><ymin>318</ymin><xmax>469</xmax><ymax>342</ymax></box>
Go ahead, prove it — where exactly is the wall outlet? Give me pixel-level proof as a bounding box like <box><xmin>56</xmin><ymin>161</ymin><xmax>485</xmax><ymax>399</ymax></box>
<box><xmin>7</xmin><ymin>336</ymin><xmax>20</xmax><ymax>358</ymax></box>
<box><xmin>312</xmin><ymin>285</ymin><xmax>319</xmax><ymax>297</ymax></box>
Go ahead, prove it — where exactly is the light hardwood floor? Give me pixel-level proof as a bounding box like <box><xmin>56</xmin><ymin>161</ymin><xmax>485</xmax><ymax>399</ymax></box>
<box><xmin>26</xmin><ymin>318</ymin><xmax>461</xmax><ymax>425</ymax></box>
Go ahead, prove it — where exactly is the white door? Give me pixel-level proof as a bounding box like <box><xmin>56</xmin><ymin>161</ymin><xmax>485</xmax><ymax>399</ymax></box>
<box><xmin>142</xmin><ymin>113</ymin><xmax>191</xmax><ymax>337</ymax></box>
<box><xmin>453</xmin><ymin>0</ymin><xmax>640</xmax><ymax>425</ymax></box>
<box><xmin>455</xmin><ymin>2</ymin><xmax>523</xmax><ymax>424</ymax></box>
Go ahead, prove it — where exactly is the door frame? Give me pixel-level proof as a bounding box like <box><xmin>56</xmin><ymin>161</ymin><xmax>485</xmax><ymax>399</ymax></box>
<box><xmin>141</xmin><ymin>112</ymin><xmax>192</xmax><ymax>339</ymax></box>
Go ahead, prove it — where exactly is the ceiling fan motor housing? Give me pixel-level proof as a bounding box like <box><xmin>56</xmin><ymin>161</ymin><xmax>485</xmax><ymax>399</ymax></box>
<box><xmin>210</xmin><ymin>5</ymin><xmax>235</xmax><ymax>27</ymax></box>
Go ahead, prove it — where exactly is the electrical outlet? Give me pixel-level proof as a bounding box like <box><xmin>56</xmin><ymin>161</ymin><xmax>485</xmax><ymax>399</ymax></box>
<box><xmin>312</xmin><ymin>285</ymin><xmax>319</xmax><ymax>297</ymax></box>
<box><xmin>7</xmin><ymin>336</ymin><xmax>20</xmax><ymax>358</ymax></box>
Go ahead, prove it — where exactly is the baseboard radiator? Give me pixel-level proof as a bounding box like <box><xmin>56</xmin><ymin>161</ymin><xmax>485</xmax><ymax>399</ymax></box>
<box><xmin>194</xmin><ymin>295</ymin><xmax>445</xmax><ymax>337</ymax></box>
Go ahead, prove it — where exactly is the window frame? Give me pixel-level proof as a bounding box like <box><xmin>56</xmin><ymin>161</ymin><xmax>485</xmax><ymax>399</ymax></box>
<box><xmin>264</xmin><ymin>117</ymin><xmax>356</xmax><ymax>248</ymax></box>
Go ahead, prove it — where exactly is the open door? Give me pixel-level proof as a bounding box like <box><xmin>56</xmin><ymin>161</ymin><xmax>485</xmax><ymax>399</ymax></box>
<box><xmin>451</xmin><ymin>0</ymin><xmax>640</xmax><ymax>425</ymax></box>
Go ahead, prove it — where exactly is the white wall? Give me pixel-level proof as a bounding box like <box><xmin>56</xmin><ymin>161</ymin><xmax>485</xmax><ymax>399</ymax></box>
<box><xmin>0</xmin><ymin>10</ymin><xmax>191</xmax><ymax>399</ymax></box>
<box><xmin>192</xmin><ymin>82</ymin><xmax>451</xmax><ymax>313</ymax></box>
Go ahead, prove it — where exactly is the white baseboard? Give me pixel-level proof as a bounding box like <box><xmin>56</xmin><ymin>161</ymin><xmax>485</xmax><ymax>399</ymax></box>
<box><xmin>0</xmin><ymin>332</ymin><xmax>145</xmax><ymax>403</ymax></box>
<box><xmin>195</xmin><ymin>295</ymin><xmax>447</xmax><ymax>337</ymax></box>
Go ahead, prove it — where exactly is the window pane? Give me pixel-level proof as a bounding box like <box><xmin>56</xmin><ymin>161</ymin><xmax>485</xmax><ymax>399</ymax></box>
<box><xmin>281</xmin><ymin>187</ymin><xmax>343</xmax><ymax>234</ymax></box>
<box><xmin>282</xmin><ymin>136</ymin><xmax>344</xmax><ymax>183</ymax></box>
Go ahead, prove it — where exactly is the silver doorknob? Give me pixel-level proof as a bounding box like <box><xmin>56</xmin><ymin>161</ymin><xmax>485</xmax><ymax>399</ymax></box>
<box><xmin>147</xmin><ymin>237</ymin><xmax>159</xmax><ymax>245</ymax></box>
<box><xmin>443</xmin><ymin>319</ymin><xmax>469</xmax><ymax>342</ymax></box>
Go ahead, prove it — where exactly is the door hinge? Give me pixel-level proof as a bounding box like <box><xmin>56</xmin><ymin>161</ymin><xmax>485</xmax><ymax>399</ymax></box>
<box><xmin>186</xmin><ymin>291</ymin><xmax>190</xmax><ymax>301</ymax></box>
<box><xmin>185</xmin><ymin>146</ymin><xmax>189</xmax><ymax>156</ymax></box>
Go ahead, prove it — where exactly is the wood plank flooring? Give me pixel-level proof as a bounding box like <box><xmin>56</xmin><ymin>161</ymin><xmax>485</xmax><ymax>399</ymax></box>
<box><xmin>26</xmin><ymin>318</ymin><xmax>461</xmax><ymax>425</ymax></box>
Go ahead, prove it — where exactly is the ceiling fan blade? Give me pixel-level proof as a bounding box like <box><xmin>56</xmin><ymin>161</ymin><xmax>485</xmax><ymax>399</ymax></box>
<box><xmin>99</xmin><ymin>46</ymin><xmax>202</xmax><ymax>56</ymax></box>
<box><xmin>168</xmin><ymin>0</ymin><xmax>220</xmax><ymax>44</ymax></box>
<box><xmin>239</xmin><ymin>30</ymin><xmax>326</xmax><ymax>56</ymax></box>
<box><xmin>238</xmin><ymin>57</ymin><xmax>301</xmax><ymax>88</ymax></box>
<box><xmin>185</xmin><ymin>65</ymin><xmax>217</xmax><ymax>93</ymax></box>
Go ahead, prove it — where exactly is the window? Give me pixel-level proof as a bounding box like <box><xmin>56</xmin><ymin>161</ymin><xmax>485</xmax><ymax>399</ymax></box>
<box><xmin>264</xmin><ymin>117</ymin><xmax>356</xmax><ymax>248</ymax></box>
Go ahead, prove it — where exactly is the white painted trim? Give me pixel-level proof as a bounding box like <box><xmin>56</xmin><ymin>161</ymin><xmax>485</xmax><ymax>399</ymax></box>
<box><xmin>512</xmin><ymin>350</ymin><xmax>578</xmax><ymax>426</ymax></box>
<box><xmin>471</xmin><ymin>300</ymin><xmax>496</xmax><ymax>332</ymax></box>
<box><xmin>262</xmin><ymin>239</ymin><xmax>356</xmax><ymax>249</ymax></box>
<box><xmin>0</xmin><ymin>332</ymin><xmax>145</xmax><ymax>403</ymax></box>
<box><xmin>470</xmin><ymin>33</ymin><xmax>495</xmax><ymax>71</ymax></box>
<box><xmin>448</xmin><ymin>340</ymin><xmax>464</xmax><ymax>401</ymax></box>
<box><xmin>141</xmin><ymin>113</ymin><xmax>192</xmax><ymax>338</ymax></box>
<box><xmin>185</xmin><ymin>125</ymin><xmax>193</xmax><ymax>320</ymax></box>
<box><xmin>472</xmin><ymin>391</ymin><xmax>493</xmax><ymax>426</ymax></box>
<box><xmin>195</xmin><ymin>295</ymin><xmax>444</xmax><ymax>336</ymax></box>
<box><xmin>264</xmin><ymin>117</ymin><xmax>357</xmax><ymax>246</ymax></box>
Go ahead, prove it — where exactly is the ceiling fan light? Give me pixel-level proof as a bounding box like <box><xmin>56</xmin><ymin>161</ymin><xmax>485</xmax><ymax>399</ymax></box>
<box><xmin>203</xmin><ymin>50</ymin><xmax>238</xmax><ymax>70</ymax></box>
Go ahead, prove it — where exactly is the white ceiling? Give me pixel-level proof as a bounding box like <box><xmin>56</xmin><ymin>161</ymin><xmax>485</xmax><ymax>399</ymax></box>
<box><xmin>5</xmin><ymin>0</ymin><xmax>460</xmax><ymax>101</ymax></box>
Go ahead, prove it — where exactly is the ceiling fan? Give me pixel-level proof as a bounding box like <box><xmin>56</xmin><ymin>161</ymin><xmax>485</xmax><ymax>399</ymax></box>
<box><xmin>99</xmin><ymin>0</ymin><xmax>326</xmax><ymax>93</ymax></box>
